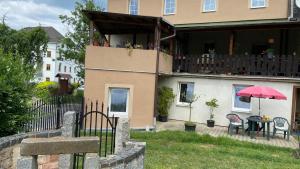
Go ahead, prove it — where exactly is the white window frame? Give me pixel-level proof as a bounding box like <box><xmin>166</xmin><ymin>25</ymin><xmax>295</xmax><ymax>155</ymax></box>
<box><xmin>108</xmin><ymin>88</ymin><xmax>129</xmax><ymax>117</ymax></box>
<box><xmin>164</xmin><ymin>0</ymin><xmax>176</xmax><ymax>15</ymax></box>
<box><xmin>177</xmin><ymin>82</ymin><xmax>195</xmax><ymax>106</ymax></box>
<box><xmin>250</xmin><ymin>0</ymin><xmax>267</xmax><ymax>9</ymax></box>
<box><xmin>128</xmin><ymin>0</ymin><xmax>139</xmax><ymax>15</ymax></box>
<box><xmin>203</xmin><ymin>0</ymin><xmax>217</xmax><ymax>12</ymax></box>
<box><xmin>232</xmin><ymin>84</ymin><xmax>252</xmax><ymax>113</ymax></box>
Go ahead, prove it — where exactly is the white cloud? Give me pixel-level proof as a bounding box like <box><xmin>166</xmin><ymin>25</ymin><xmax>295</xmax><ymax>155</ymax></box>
<box><xmin>0</xmin><ymin>0</ymin><xmax>71</xmax><ymax>35</ymax></box>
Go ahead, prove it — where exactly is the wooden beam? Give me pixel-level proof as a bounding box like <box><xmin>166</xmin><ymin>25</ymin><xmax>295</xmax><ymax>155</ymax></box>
<box><xmin>89</xmin><ymin>21</ymin><xmax>94</xmax><ymax>45</ymax></box>
<box><xmin>153</xmin><ymin>18</ymin><xmax>161</xmax><ymax>118</ymax></box>
<box><xmin>229</xmin><ymin>31</ymin><xmax>235</xmax><ymax>56</ymax></box>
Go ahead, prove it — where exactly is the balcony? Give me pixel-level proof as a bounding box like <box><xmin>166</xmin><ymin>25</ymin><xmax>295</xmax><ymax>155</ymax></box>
<box><xmin>173</xmin><ymin>54</ymin><xmax>300</xmax><ymax>78</ymax></box>
<box><xmin>85</xmin><ymin>46</ymin><xmax>173</xmax><ymax>75</ymax></box>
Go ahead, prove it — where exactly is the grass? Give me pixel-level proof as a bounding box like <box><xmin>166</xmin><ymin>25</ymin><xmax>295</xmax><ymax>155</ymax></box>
<box><xmin>131</xmin><ymin>131</ymin><xmax>300</xmax><ymax>169</ymax></box>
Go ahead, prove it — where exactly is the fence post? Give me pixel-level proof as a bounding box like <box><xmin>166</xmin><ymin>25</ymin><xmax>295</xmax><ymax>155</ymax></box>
<box><xmin>58</xmin><ymin>111</ymin><xmax>76</xmax><ymax>169</ymax></box>
<box><xmin>56</xmin><ymin>96</ymin><xmax>61</xmax><ymax>129</ymax></box>
<box><xmin>115</xmin><ymin>118</ymin><xmax>130</xmax><ymax>154</ymax></box>
<box><xmin>84</xmin><ymin>153</ymin><xmax>100</xmax><ymax>169</ymax></box>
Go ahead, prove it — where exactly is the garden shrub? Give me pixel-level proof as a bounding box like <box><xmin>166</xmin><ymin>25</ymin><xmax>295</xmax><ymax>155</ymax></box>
<box><xmin>0</xmin><ymin>50</ymin><xmax>32</xmax><ymax>136</ymax></box>
<box><xmin>158</xmin><ymin>87</ymin><xmax>175</xmax><ymax>116</ymax></box>
<box><xmin>34</xmin><ymin>81</ymin><xmax>59</xmax><ymax>99</ymax></box>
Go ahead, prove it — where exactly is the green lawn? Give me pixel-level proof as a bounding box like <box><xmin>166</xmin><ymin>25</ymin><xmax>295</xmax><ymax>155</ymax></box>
<box><xmin>131</xmin><ymin>131</ymin><xmax>300</xmax><ymax>169</ymax></box>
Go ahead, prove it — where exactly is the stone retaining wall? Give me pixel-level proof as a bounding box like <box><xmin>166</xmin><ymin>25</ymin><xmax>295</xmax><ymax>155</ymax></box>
<box><xmin>101</xmin><ymin>141</ymin><xmax>145</xmax><ymax>169</ymax></box>
<box><xmin>0</xmin><ymin>130</ymin><xmax>61</xmax><ymax>169</ymax></box>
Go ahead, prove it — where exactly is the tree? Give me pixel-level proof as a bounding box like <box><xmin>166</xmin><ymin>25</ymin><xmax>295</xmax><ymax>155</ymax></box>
<box><xmin>0</xmin><ymin>50</ymin><xmax>32</xmax><ymax>136</ymax></box>
<box><xmin>59</xmin><ymin>0</ymin><xmax>101</xmax><ymax>78</ymax></box>
<box><xmin>0</xmin><ymin>24</ymin><xmax>48</xmax><ymax>73</ymax></box>
<box><xmin>0</xmin><ymin>24</ymin><xmax>48</xmax><ymax>136</ymax></box>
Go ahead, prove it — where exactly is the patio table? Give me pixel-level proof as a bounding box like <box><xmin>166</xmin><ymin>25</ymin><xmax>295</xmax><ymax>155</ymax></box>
<box><xmin>247</xmin><ymin>116</ymin><xmax>272</xmax><ymax>140</ymax></box>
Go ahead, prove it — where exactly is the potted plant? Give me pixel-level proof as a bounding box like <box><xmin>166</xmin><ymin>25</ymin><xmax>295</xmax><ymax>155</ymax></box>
<box><xmin>93</xmin><ymin>32</ymin><xmax>100</xmax><ymax>46</ymax></box>
<box><xmin>184</xmin><ymin>95</ymin><xmax>200</xmax><ymax>132</ymax></box>
<box><xmin>158</xmin><ymin>87</ymin><xmax>175</xmax><ymax>122</ymax></box>
<box><xmin>205</xmin><ymin>98</ymin><xmax>219</xmax><ymax>127</ymax></box>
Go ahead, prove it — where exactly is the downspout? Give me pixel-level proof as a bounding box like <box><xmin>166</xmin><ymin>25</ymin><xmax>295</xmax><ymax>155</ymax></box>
<box><xmin>160</xmin><ymin>29</ymin><xmax>176</xmax><ymax>41</ymax></box>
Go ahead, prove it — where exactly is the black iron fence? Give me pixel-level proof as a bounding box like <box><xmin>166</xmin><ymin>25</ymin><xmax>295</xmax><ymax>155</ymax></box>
<box><xmin>22</xmin><ymin>95</ymin><xmax>83</xmax><ymax>132</ymax></box>
<box><xmin>73</xmin><ymin>100</ymin><xmax>118</xmax><ymax>169</ymax></box>
<box><xmin>173</xmin><ymin>54</ymin><xmax>300</xmax><ymax>77</ymax></box>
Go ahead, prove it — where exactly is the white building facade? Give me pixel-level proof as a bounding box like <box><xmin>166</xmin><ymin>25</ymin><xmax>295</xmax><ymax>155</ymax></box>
<box><xmin>34</xmin><ymin>27</ymin><xmax>81</xmax><ymax>83</ymax></box>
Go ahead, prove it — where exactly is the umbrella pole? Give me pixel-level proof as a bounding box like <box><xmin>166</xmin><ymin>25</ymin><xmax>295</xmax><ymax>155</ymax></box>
<box><xmin>259</xmin><ymin>98</ymin><xmax>261</xmax><ymax>116</ymax></box>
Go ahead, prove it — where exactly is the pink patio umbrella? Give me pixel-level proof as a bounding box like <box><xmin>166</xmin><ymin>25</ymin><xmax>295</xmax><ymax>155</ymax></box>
<box><xmin>236</xmin><ymin>86</ymin><xmax>287</xmax><ymax>116</ymax></box>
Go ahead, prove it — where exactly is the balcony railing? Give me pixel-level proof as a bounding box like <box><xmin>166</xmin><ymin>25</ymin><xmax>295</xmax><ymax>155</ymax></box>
<box><xmin>173</xmin><ymin>54</ymin><xmax>300</xmax><ymax>78</ymax></box>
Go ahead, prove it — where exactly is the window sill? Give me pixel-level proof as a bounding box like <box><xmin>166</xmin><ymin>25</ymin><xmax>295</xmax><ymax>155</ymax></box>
<box><xmin>176</xmin><ymin>103</ymin><xmax>190</xmax><ymax>107</ymax></box>
<box><xmin>250</xmin><ymin>6</ymin><xmax>266</xmax><ymax>9</ymax></box>
<box><xmin>232</xmin><ymin>109</ymin><xmax>251</xmax><ymax>113</ymax></box>
<box><xmin>163</xmin><ymin>13</ymin><xmax>176</xmax><ymax>16</ymax></box>
<box><xmin>202</xmin><ymin>10</ymin><xmax>216</xmax><ymax>13</ymax></box>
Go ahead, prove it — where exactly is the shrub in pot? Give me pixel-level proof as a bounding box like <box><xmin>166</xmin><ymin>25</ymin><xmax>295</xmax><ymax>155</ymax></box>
<box><xmin>205</xmin><ymin>98</ymin><xmax>219</xmax><ymax>128</ymax></box>
<box><xmin>158</xmin><ymin>87</ymin><xmax>175</xmax><ymax>122</ymax></box>
<box><xmin>184</xmin><ymin>95</ymin><xmax>200</xmax><ymax>132</ymax></box>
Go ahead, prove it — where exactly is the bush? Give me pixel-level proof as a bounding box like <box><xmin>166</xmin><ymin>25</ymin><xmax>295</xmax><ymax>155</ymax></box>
<box><xmin>34</xmin><ymin>81</ymin><xmax>58</xmax><ymax>99</ymax></box>
<box><xmin>158</xmin><ymin>87</ymin><xmax>175</xmax><ymax>116</ymax></box>
<box><xmin>0</xmin><ymin>50</ymin><xmax>32</xmax><ymax>136</ymax></box>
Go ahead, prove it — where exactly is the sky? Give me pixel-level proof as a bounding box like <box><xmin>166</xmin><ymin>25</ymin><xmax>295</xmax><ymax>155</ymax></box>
<box><xmin>0</xmin><ymin>0</ymin><xmax>107</xmax><ymax>35</ymax></box>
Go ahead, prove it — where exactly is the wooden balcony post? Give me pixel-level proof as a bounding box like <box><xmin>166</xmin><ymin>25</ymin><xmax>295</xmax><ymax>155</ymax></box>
<box><xmin>89</xmin><ymin>21</ymin><xmax>94</xmax><ymax>45</ymax></box>
<box><xmin>153</xmin><ymin>19</ymin><xmax>161</xmax><ymax>118</ymax></box>
<box><xmin>229</xmin><ymin>31</ymin><xmax>235</xmax><ymax>56</ymax></box>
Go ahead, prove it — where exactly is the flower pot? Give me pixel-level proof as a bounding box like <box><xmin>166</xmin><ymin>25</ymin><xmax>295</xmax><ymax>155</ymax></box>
<box><xmin>185</xmin><ymin>123</ymin><xmax>196</xmax><ymax>132</ymax></box>
<box><xmin>207</xmin><ymin>120</ymin><xmax>215</xmax><ymax>127</ymax></box>
<box><xmin>158</xmin><ymin>115</ymin><xmax>168</xmax><ymax>122</ymax></box>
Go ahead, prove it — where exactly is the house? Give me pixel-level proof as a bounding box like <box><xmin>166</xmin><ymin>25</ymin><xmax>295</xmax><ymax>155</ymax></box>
<box><xmin>84</xmin><ymin>0</ymin><xmax>300</xmax><ymax>130</ymax></box>
<box><xmin>31</xmin><ymin>27</ymin><xmax>81</xmax><ymax>84</ymax></box>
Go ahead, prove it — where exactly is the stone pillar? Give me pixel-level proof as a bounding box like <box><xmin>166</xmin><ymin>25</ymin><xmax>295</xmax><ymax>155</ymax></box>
<box><xmin>115</xmin><ymin>118</ymin><xmax>130</xmax><ymax>154</ymax></box>
<box><xmin>16</xmin><ymin>156</ymin><xmax>38</xmax><ymax>169</ymax></box>
<box><xmin>84</xmin><ymin>153</ymin><xmax>100</xmax><ymax>169</ymax></box>
<box><xmin>58</xmin><ymin>111</ymin><xmax>76</xmax><ymax>169</ymax></box>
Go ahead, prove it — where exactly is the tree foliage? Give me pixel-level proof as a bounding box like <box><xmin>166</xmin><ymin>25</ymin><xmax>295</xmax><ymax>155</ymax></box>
<box><xmin>0</xmin><ymin>24</ymin><xmax>48</xmax><ymax>136</ymax></box>
<box><xmin>0</xmin><ymin>24</ymin><xmax>48</xmax><ymax>74</ymax></box>
<box><xmin>59</xmin><ymin>0</ymin><xmax>101</xmax><ymax>78</ymax></box>
<box><xmin>0</xmin><ymin>50</ymin><xmax>32</xmax><ymax>136</ymax></box>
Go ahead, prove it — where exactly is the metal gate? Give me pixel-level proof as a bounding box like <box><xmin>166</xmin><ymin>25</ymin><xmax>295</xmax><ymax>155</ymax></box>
<box><xmin>73</xmin><ymin>101</ymin><xmax>118</xmax><ymax>169</ymax></box>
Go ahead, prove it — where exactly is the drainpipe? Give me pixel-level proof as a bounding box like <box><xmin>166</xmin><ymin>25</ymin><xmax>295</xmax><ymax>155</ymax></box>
<box><xmin>160</xmin><ymin>29</ymin><xmax>176</xmax><ymax>41</ymax></box>
<box><xmin>153</xmin><ymin>25</ymin><xmax>176</xmax><ymax>131</ymax></box>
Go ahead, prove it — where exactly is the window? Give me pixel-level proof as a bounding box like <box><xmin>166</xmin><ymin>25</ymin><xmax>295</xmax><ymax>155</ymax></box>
<box><xmin>203</xmin><ymin>0</ymin><xmax>217</xmax><ymax>12</ymax></box>
<box><xmin>178</xmin><ymin>82</ymin><xmax>194</xmax><ymax>104</ymax></box>
<box><xmin>251</xmin><ymin>0</ymin><xmax>266</xmax><ymax>8</ymax></box>
<box><xmin>109</xmin><ymin>88</ymin><xmax>129</xmax><ymax>117</ymax></box>
<box><xmin>46</xmin><ymin>77</ymin><xmax>50</xmax><ymax>81</ymax></box>
<box><xmin>47</xmin><ymin>51</ymin><xmax>51</xmax><ymax>58</ymax></box>
<box><xmin>129</xmin><ymin>0</ymin><xmax>138</xmax><ymax>15</ymax></box>
<box><xmin>64</xmin><ymin>66</ymin><xmax>67</xmax><ymax>72</ymax></box>
<box><xmin>69</xmin><ymin>67</ymin><xmax>72</xmax><ymax>73</ymax></box>
<box><xmin>58</xmin><ymin>63</ymin><xmax>62</xmax><ymax>72</ymax></box>
<box><xmin>232</xmin><ymin>85</ymin><xmax>252</xmax><ymax>112</ymax></box>
<box><xmin>46</xmin><ymin>64</ymin><xmax>51</xmax><ymax>71</ymax></box>
<box><xmin>164</xmin><ymin>0</ymin><xmax>176</xmax><ymax>15</ymax></box>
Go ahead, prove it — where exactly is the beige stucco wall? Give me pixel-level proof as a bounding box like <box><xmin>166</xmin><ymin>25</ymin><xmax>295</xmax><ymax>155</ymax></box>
<box><xmin>159</xmin><ymin>76</ymin><xmax>295</xmax><ymax>127</ymax></box>
<box><xmin>108</xmin><ymin>0</ymin><xmax>289</xmax><ymax>24</ymax></box>
<box><xmin>85</xmin><ymin>46</ymin><xmax>172</xmax><ymax>128</ymax></box>
<box><xmin>85</xmin><ymin>69</ymin><xmax>156</xmax><ymax>128</ymax></box>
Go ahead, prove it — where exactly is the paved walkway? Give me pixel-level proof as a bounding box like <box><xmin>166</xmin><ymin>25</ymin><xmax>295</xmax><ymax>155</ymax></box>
<box><xmin>156</xmin><ymin>120</ymin><xmax>299</xmax><ymax>149</ymax></box>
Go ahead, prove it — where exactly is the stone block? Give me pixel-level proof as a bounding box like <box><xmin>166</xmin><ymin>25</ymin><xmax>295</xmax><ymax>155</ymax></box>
<box><xmin>20</xmin><ymin>137</ymin><xmax>99</xmax><ymax>155</ymax></box>
<box><xmin>115</xmin><ymin>118</ymin><xmax>130</xmax><ymax>154</ymax></box>
<box><xmin>84</xmin><ymin>153</ymin><xmax>100</xmax><ymax>169</ymax></box>
<box><xmin>16</xmin><ymin>156</ymin><xmax>38</xmax><ymax>169</ymax></box>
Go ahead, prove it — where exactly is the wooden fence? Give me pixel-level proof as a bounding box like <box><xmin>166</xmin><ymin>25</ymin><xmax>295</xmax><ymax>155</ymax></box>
<box><xmin>173</xmin><ymin>54</ymin><xmax>300</xmax><ymax>77</ymax></box>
